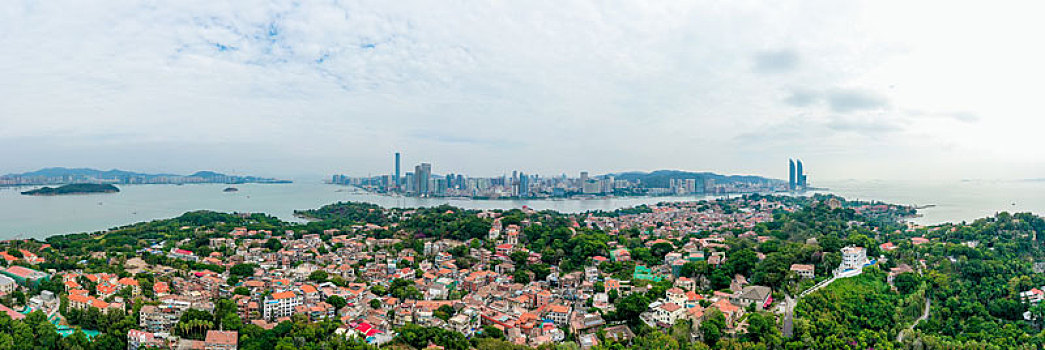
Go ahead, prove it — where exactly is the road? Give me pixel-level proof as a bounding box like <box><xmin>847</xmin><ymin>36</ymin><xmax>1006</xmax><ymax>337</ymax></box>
<box><xmin>782</xmin><ymin>294</ymin><xmax>795</xmax><ymax>337</ymax></box>
<box><xmin>783</xmin><ymin>276</ymin><xmax>837</xmax><ymax>337</ymax></box>
<box><xmin>897</xmin><ymin>295</ymin><xmax>931</xmax><ymax>343</ymax></box>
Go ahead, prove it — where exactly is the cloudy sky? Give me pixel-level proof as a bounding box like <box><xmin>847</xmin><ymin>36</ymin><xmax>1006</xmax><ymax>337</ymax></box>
<box><xmin>3</xmin><ymin>1</ymin><xmax>1044</xmax><ymax>181</ymax></box>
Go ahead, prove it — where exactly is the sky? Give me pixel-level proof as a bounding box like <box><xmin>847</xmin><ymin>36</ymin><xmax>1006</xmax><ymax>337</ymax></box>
<box><xmin>3</xmin><ymin>1</ymin><xmax>1045</xmax><ymax>181</ymax></box>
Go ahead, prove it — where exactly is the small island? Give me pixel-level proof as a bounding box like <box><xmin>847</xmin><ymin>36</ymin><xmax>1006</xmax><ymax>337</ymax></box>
<box><xmin>20</xmin><ymin>183</ymin><xmax>120</xmax><ymax>196</ymax></box>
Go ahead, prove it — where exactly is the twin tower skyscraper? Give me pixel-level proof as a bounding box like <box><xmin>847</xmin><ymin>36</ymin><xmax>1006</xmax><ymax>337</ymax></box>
<box><xmin>788</xmin><ymin>159</ymin><xmax>807</xmax><ymax>191</ymax></box>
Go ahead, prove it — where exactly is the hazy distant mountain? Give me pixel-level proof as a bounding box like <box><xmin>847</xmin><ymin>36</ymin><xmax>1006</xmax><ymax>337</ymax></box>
<box><xmin>605</xmin><ymin>170</ymin><xmax>782</xmax><ymax>188</ymax></box>
<box><xmin>2</xmin><ymin>167</ymin><xmax>290</xmax><ymax>185</ymax></box>
<box><xmin>8</xmin><ymin>167</ymin><xmax>178</xmax><ymax>178</ymax></box>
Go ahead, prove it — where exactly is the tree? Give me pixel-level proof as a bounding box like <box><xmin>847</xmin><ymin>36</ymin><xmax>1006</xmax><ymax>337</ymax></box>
<box><xmin>234</xmin><ymin>286</ymin><xmax>250</xmax><ymax>296</ymax></box>
<box><xmin>264</xmin><ymin>238</ymin><xmax>283</xmax><ymax>251</ymax></box>
<box><xmin>369</xmin><ymin>299</ymin><xmax>382</xmax><ymax>309</ymax></box>
<box><xmin>680</xmin><ymin>261</ymin><xmax>710</xmax><ymax>279</ymax></box>
<box><xmin>1030</xmin><ymin>302</ymin><xmax>1045</xmax><ymax>329</ymax></box>
<box><xmin>726</xmin><ymin>249</ymin><xmax>759</xmax><ymax>277</ymax></box>
<box><xmin>613</xmin><ymin>293</ymin><xmax>651</xmax><ymax>326</ymax></box>
<box><xmin>435</xmin><ymin>305</ymin><xmax>455</xmax><ymax>321</ymax></box>
<box><xmin>481</xmin><ymin>325</ymin><xmax>504</xmax><ymax>339</ymax></box>
<box><xmin>651</xmin><ymin>242</ymin><xmax>675</xmax><ymax>259</ymax></box>
<box><xmin>229</xmin><ymin>263</ymin><xmax>258</xmax><ymax>277</ymax></box>
<box><xmin>308</xmin><ymin>270</ymin><xmax>328</xmax><ymax>282</ymax></box>
<box><xmin>894</xmin><ymin>272</ymin><xmax>920</xmax><ymax>295</ymax></box>
<box><xmin>513</xmin><ymin>269</ymin><xmax>531</xmax><ymax>284</ymax></box>
<box><xmin>371</xmin><ymin>284</ymin><xmax>387</xmax><ymax>296</ymax></box>
<box><xmin>327</xmin><ymin>295</ymin><xmax>347</xmax><ymax>310</ymax></box>
<box><xmin>744</xmin><ymin>312</ymin><xmax>781</xmax><ymax>345</ymax></box>
<box><xmin>702</xmin><ymin>309</ymin><xmax>727</xmax><ymax>346</ymax></box>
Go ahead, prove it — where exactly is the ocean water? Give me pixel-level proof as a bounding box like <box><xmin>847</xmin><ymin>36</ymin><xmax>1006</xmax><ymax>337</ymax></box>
<box><xmin>0</xmin><ymin>182</ymin><xmax>716</xmax><ymax>239</ymax></box>
<box><xmin>817</xmin><ymin>179</ymin><xmax>1045</xmax><ymax>225</ymax></box>
<box><xmin>2</xmin><ymin>180</ymin><xmax>1044</xmax><ymax>239</ymax></box>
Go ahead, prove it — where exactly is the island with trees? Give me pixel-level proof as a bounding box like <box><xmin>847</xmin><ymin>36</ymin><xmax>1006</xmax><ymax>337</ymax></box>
<box><xmin>20</xmin><ymin>183</ymin><xmax>120</xmax><ymax>196</ymax></box>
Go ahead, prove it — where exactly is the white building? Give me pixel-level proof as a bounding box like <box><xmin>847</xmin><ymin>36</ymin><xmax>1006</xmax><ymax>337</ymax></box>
<box><xmin>263</xmin><ymin>291</ymin><xmax>303</xmax><ymax>321</ymax></box>
<box><xmin>835</xmin><ymin>246</ymin><xmax>869</xmax><ymax>277</ymax></box>
<box><xmin>0</xmin><ymin>275</ymin><xmax>16</xmax><ymax>294</ymax></box>
<box><xmin>644</xmin><ymin>301</ymin><xmax>684</xmax><ymax>328</ymax></box>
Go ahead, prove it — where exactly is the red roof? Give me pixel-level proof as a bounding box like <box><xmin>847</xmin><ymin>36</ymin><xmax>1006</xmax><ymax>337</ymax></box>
<box><xmin>271</xmin><ymin>291</ymin><xmax>296</xmax><ymax>300</ymax></box>
<box><xmin>4</xmin><ymin>266</ymin><xmax>43</xmax><ymax>279</ymax></box>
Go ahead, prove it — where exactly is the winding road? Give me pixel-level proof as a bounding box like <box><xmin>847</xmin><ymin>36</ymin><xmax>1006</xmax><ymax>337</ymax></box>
<box><xmin>897</xmin><ymin>295</ymin><xmax>931</xmax><ymax>343</ymax></box>
<box><xmin>783</xmin><ymin>276</ymin><xmax>838</xmax><ymax>337</ymax></box>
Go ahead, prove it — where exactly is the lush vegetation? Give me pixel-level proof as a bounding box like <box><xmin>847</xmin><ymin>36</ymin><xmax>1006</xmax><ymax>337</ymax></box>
<box><xmin>20</xmin><ymin>183</ymin><xmax>119</xmax><ymax>196</ymax></box>
<box><xmin>792</xmin><ymin>269</ymin><xmax>901</xmax><ymax>349</ymax></box>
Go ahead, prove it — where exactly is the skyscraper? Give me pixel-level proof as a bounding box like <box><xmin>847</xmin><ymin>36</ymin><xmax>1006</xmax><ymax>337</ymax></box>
<box><xmin>414</xmin><ymin>163</ymin><xmax>432</xmax><ymax>195</ymax></box>
<box><xmin>518</xmin><ymin>172</ymin><xmax>529</xmax><ymax>197</ymax></box>
<box><xmin>788</xmin><ymin>159</ymin><xmax>796</xmax><ymax>191</ymax></box>
<box><xmin>798</xmin><ymin>159</ymin><xmax>806</xmax><ymax>189</ymax></box>
<box><xmin>797</xmin><ymin>159</ymin><xmax>807</xmax><ymax>188</ymax></box>
<box><xmin>394</xmin><ymin>152</ymin><xmax>401</xmax><ymax>191</ymax></box>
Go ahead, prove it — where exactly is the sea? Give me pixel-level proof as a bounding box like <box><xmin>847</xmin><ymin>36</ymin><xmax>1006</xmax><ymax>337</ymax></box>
<box><xmin>1</xmin><ymin>179</ymin><xmax>1044</xmax><ymax>239</ymax></box>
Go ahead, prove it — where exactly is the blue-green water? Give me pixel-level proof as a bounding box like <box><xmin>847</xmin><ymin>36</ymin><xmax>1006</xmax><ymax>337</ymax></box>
<box><xmin>2</xmin><ymin>180</ymin><xmax>1045</xmax><ymax>239</ymax></box>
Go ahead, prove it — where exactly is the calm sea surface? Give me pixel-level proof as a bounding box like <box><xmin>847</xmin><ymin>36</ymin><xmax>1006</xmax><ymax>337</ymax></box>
<box><xmin>2</xmin><ymin>179</ymin><xmax>1044</xmax><ymax>239</ymax></box>
<box><xmin>0</xmin><ymin>183</ymin><xmax>717</xmax><ymax>239</ymax></box>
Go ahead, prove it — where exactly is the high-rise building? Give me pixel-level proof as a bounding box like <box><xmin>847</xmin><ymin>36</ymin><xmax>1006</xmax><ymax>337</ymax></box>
<box><xmin>788</xmin><ymin>159</ymin><xmax>796</xmax><ymax>191</ymax></box>
<box><xmin>519</xmin><ymin>172</ymin><xmax>529</xmax><ymax>197</ymax></box>
<box><xmin>414</xmin><ymin>163</ymin><xmax>432</xmax><ymax>195</ymax></box>
<box><xmin>797</xmin><ymin>159</ymin><xmax>807</xmax><ymax>188</ymax></box>
<box><xmin>394</xmin><ymin>152</ymin><xmax>401</xmax><ymax>191</ymax></box>
<box><xmin>580</xmin><ymin>171</ymin><xmax>589</xmax><ymax>185</ymax></box>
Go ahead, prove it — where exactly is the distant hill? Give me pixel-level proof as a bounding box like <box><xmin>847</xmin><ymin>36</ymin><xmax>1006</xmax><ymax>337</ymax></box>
<box><xmin>10</xmin><ymin>167</ymin><xmax>178</xmax><ymax>179</ymax></box>
<box><xmin>605</xmin><ymin>170</ymin><xmax>781</xmax><ymax>188</ymax></box>
<box><xmin>2</xmin><ymin>167</ymin><xmax>291</xmax><ymax>185</ymax></box>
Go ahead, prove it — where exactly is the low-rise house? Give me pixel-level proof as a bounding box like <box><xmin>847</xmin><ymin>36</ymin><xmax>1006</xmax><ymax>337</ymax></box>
<box><xmin>888</xmin><ymin>264</ymin><xmax>915</xmax><ymax>286</ymax></box>
<box><xmin>732</xmin><ymin>285</ymin><xmax>772</xmax><ymax>311</ymax></box>
<box><xmin>0</xmin><ymin>274</ymin><xmax>16</xmax><ymax>294</ymax></box>
<box><xmin>204</xmin><ymin>330</ymin><xmax>238</xmax><ymax>350</ymax></box>
<box><xmin>127</xmin><ymin>329</ymin><xmax>166</xmax><ymax>350</ymax></box>
<box><xmin>790</xmin><ymin>264</ymin><xmax>815</xmax><ymax>279</ymax></box>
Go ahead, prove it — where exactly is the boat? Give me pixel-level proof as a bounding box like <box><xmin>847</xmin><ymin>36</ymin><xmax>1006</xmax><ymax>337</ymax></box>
<box><xmin>223</xmin><ymin>187</ymin><xmax>239</xmax><ymax>192</ymax></box>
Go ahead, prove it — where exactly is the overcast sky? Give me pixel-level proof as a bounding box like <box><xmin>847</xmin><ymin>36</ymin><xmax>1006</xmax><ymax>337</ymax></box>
<box><xmin>3</xmin><ymin>1</ymin><xmax>1044</xmax><ymax>181</ymax></box>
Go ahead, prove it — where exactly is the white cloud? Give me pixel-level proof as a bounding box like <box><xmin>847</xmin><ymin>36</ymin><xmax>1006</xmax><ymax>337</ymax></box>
<box><xmin>1</xmin><ymin>0</ymin><xmax>1042</xmax><ymax>181</ymax></box>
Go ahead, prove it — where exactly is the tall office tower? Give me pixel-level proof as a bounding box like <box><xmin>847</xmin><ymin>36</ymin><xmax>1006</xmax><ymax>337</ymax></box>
<box><xmin>414</xmin><ymin>163</ymin><xmax>431</xmax><ymax>195</ymax></box>
<box><xmin>394</xmin><ymin>152</ymin><xmax>401</xmax><ymax>191</ymax></box>
<box><xmin>788</xmin><ymin>159</ymin><xmax>796</xmax><ymax>191</ymax></box>
<box><xmin>580</xmin><ymin>171</ymin><xmax>589</xmax><ymax>185</ymax></box>
<box><xmin>796</xmin><ymin>159</ymin><xmax>804</xmax><ymax>189</ymax></box>
<box><xmin>519</xmin><ymin>172</ymin><xmax>529</xmax><ymax>197</ymax></box>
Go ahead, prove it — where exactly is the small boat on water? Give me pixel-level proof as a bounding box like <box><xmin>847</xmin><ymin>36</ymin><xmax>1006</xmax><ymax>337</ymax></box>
<box><xmin>223</xmin><ymin>187</ymin><xmax>239</xmax><ymax>192</ymax></box>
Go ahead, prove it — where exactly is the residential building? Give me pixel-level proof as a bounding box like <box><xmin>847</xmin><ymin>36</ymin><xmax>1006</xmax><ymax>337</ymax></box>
<box><xmin>790</xmin><ymin>264</ymin><xmax>815</xmax><ymax>279</ymax></box>
<box><xmin>263</xmin><ymin>291</ymin><xmax>303</xmax><ymax>321</ymax></box>
<box><xmin>205</xmin><ymin>330</ymin><xmax>238</xmax><ymax>350</ymax></box>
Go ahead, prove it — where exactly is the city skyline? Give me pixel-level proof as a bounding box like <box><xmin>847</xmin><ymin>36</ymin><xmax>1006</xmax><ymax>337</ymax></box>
<box><xmin>3</xmin><ymin>2</ymin><xmax>1045</xmax><ymax>181</ymax></box>
<box><xmin>330</xmin><ymin>152</ymin><xmax>783</xmax><ymax>198</ymax></box>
